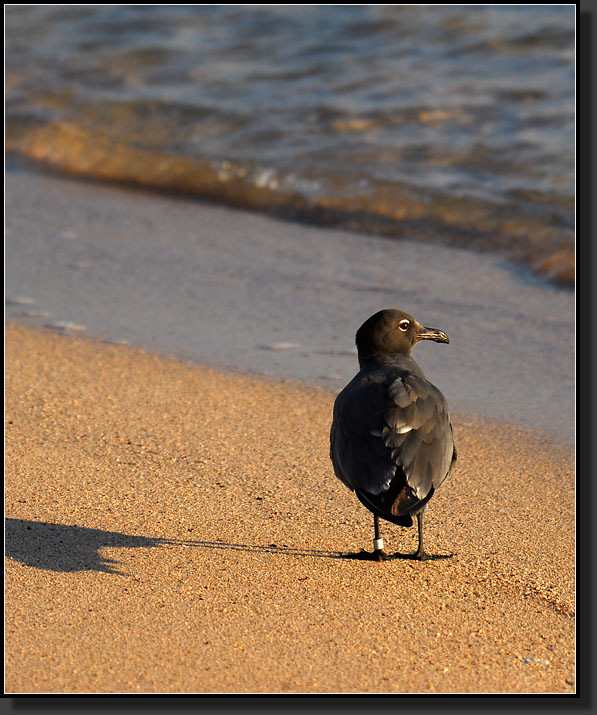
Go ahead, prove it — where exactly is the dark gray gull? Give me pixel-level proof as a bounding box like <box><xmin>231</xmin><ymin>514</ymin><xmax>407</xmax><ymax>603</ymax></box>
<box><xmin>330</xmin><ymin>309</ymin><xmax>456</xmax><ymax>561</ymax></box>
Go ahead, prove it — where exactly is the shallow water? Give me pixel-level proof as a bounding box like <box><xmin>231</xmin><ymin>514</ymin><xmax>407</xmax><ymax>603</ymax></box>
<box><xmin>6</xmin><ymin>166</ymin><xmax>575</xmax><ymax>441</ymax></box>
<box><xmin>5</xmin><ymin>5</ymin><xmax>575</xmax><ymax>284</ymax></box>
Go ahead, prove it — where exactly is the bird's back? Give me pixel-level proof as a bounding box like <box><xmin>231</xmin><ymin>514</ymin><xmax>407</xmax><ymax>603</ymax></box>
<box><xmin>330</xmin><ymin>356</ymin><xmax>456</xmax><ymax>526</ymax></box>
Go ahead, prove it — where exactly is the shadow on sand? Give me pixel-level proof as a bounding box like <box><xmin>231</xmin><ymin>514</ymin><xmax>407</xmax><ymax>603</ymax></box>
<box><xmin>174</xmin><ymin>539</ymin><xmax>455</xmax><ymax>562</ymax></box>
<box><xmin>5</xmin><ymin>518</ymin><xmax>455</xmax><ymax>574</ymax></box>
<box><xmin>4</xmin><ymin>518</ymin><xmax>169</xmax><ymax>574</ymax></box>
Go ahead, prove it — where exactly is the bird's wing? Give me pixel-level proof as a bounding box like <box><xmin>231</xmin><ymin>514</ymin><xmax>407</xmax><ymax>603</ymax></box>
<box><xmin>382</xmin><ymin>372</ymin><xmax>455</xmax><ymax>503</ymax></box>
<box><xmin>330</xmin><ymin>371</ymin><xmax>455</xmax><ymax>503</ymax></box>
<box><xmin>330</xmin><ymin>375</ymin><xmax>396</xmax><ymax>493</ymax></box>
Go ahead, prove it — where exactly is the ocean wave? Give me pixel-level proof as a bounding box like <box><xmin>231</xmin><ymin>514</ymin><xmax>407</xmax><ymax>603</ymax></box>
<box><xmin>5</xmin><ymin>4</ymin><xmax>574</xmax><ymax>287</ymax></box>
<box><xmin>7</xmin><ymin>118</ymin><xmax>573</xmax><ymax>287</ymax></box>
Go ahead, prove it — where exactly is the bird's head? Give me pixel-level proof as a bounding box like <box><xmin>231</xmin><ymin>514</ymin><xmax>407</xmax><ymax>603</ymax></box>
<box><xmin>355</xmin><ymin>309</ymin><xmax>449</xmax><ymax>366</ymax></box>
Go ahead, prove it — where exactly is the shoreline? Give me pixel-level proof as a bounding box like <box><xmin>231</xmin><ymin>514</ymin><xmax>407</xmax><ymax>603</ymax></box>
<box><xmin>6</xmin><ymin>163</ymin><xmax>574</xmax><ymax>441</ymax></box>
<box><xmin>5</xmin><ymin>323</ymin><xmax>575</xmax><ymax>693</ymax></box>
<box><xmin>6</xmin><ymin>152</ymin><xmax>575</xmax><ymax>290</ymax></box>
<box><xmin>6</xmin><ymin>320</ymin><xmax>574</xmax><ymax>451</ymax></box>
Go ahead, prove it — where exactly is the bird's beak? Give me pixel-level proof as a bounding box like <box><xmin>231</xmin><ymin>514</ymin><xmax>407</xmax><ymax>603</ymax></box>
<box><xmin>416</xmin><ymin>326</ymin><xmax>449</xmax><ymax>344</ymax></box>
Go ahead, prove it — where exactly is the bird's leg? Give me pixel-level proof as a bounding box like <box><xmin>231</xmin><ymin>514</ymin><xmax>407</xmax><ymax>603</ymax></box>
<box><xmin>414</xmin><ymin>513</ymin><xmax>428</xmax><ymax>561</ymax></box>
<box><xmin>373</xmin><ymin>514</ymin><xmax>388</xmax><ymax>561</ymax></box>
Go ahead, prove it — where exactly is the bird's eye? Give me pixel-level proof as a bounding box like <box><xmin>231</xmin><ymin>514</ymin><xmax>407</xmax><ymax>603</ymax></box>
<box><xmin>398</xmin><ymin>320</ymin><xmax>410</xmax><ymax>332</ymax></box>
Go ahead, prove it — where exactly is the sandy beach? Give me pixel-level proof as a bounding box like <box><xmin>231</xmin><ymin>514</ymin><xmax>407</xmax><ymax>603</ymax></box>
<box><xmin>5</xmin><ymin>323</ymin><xmax>574</xmax><ymax>693</ymax></box>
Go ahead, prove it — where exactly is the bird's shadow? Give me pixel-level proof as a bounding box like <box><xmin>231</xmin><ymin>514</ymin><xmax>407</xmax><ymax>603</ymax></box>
<box><xmin>5</xmin><ymin>518</ymin><xmax>455</xmax><ymax>575</ymax></box>
<box><xmin>4</xmin><ymin>518</ymin><xmax>170</xmax><ymax>575</ymax></box>
<box><xmin>342</xmin><ymin>549</ymin><xmax>455</xmax><ymax>562</ymax></box>
<box><xmin>170</xmin><ymin>539</ymin><xmax>455</xmax><ymax>562</ymax></box>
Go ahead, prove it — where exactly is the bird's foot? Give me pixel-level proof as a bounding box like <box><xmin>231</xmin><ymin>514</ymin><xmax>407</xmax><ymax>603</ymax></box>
<box><xmin>413</xmin><ymin>550</ymin><xmax>428</xmax><ymax>561</ymax></box>
<box><xmin>373</xmin><ymin>548</ymin><xmax>389</xmax><ymax>562</ymax></box>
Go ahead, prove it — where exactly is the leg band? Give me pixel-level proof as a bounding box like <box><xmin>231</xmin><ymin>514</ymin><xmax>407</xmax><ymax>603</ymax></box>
<box><xmin>373</xmin><ymin>537</ymin><xmax>384</xmax><ymax>551</ymax></box>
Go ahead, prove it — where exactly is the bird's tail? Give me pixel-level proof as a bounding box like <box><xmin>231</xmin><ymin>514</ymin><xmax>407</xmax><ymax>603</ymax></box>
<box><xmin>355</xmin><ymin>488</ymin><xmax>414</xmax><ymax>527</ymax></box>
<box><xmin>391</xmin><ymin>485</ymin><xmax>435</xmax><ymax>517</ymax></box>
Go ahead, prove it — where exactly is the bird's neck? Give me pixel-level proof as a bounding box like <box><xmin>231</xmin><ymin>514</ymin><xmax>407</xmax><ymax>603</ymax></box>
<box><xmin>358</xmin><ymin>352</ymin><xmax>419</xmax><ymax>372</ymax></box>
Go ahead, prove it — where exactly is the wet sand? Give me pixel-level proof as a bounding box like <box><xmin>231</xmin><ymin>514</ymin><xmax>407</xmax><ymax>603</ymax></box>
<box><xmin>5</xmin><ymin>323</ymin><xmax>575</xmax><ymax>694</ymax></box>
<box><xmin>5</xmin><ymin>163</ymin><xmax>574</xmax><ymax>442</ymax></box>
